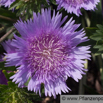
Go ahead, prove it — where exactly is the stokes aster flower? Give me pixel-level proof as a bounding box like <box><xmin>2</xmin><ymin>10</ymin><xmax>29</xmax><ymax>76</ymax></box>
<box><xmin>0</xmin><ymin>70</ymin><xmax>8</xmax><ymax>85</ymax></box>
<box><xmin>0</xmin><ymin>40</ymin><xmax>16</xmax><ymax>85</ymax></box>
<box><xmin>0</xmin><ymin>0</ymin><xmax>15</xmax><ymax>7</ymax></box>
<box><xmin>0</xmin><ymin>55</ymin><xmax>7</xmax><ymax>85</ymax></box>
<box><xmin>0</xmin><ymin>55</ymin><xmax>3</xmax><ymax>62</ymax></box>
<box><xmin>2</xmin><ymin>9</ymin><xmax>90</xmax><ymax>98</ymax></box>
<box><xmin>56</xmin><ymin>0</ymin><xmax>100</xmax><ymax>16</ymax></box>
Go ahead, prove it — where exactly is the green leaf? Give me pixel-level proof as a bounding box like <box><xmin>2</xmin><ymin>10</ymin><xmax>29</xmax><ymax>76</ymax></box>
<box><xmin>9</xmin><ymin>0</ymin><xmax>23</xmax><ymax>10</ymax></box>
<box><xmin>0</xmin><ymin>8</ymin><xmax>16</xmax><ymax>19</ymax></box>
<box><xmin>90</xmin><ymin>24</ymin><xmax>103</xmax><ymax>53</ymax></box>
<box><xmin>2</xmin><ymin>70</ymin><xmax>14</xmax><ymax>81</ymax></box>
<box><xmin>0</xmin><ymin>81</ymin><xmax>41</xmax><ymax>103</ymax></box>
<box><xmin>97</xmin><ymin>24</ymin><xmax>103</xmax><ymax>33</ymax></box>
<box><xmin>0</xmin><ymin>61</ymin><xmax>16</xmax><ymax>71</ymax></box>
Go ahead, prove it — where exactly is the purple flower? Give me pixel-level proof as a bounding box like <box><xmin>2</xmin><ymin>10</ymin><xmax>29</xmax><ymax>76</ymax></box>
<box><xmin>0</xmin><ymin>55</ymin><xmax>4</xmax><ymax>62</ymax></box>
<box><xmin>0</xmin><ymin>0</ymin><xmax>15</xmax><ymax>7</ymax></box>
<box><xmin>1</xmin><ymin>40</ymin><xmax>17</xmax><ymax>66</ymax></box>
<box><xmin>0</xmin><ymin>70</ymin><xmax>8</xmax><ymax>85</ymax></box>
<box><xmin>2</xmin><ymin>9</ymin><xmax>90</xmax><ymax>98</ymax></box>
<box><xmin>56</xmin><ymin>0</ymin><xmax>100</xmax><ymax>16</ymax></box>
<box><xmin>0</xmin><ymin>40</ymin><xmax>16</xmax><ymax>85</ymax></box>
<box><xmin>1</xmin><ymin>39</ymin><xmax>16</xmax><ymax>54</ymax></box>
<box><xmin>0</xmin><ymin>54</ymin><xmax>7</xmax><ymax>85</ymax></box>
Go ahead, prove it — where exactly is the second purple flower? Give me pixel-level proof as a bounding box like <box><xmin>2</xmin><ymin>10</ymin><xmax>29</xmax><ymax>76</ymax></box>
<box><xmin>0</xmin><ymin>0</ymin><xmax>15</xmax><ymax>7</ymax></box>
<box><xmin>56</xmin><ymin>0</ymin><xmax>100</xmax><ymax>16</ymax></box>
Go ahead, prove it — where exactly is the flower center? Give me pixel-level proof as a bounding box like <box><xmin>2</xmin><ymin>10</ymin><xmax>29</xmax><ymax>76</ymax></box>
<box><xmin>26</xmin><ymin>34</ymin><xmax>66</xmax><ymax>72</ymax></box>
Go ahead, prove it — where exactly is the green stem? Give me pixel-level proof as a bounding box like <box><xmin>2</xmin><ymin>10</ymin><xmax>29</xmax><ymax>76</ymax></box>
<box><xmin>0</xmin><ymin>28</ymin><xmax>15</xmax><ymax>43</ymax></box>
<box><xmin>0</xmin><ymin>15</ymin><xmax>16</xmax><ymax>22</ymax></box>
